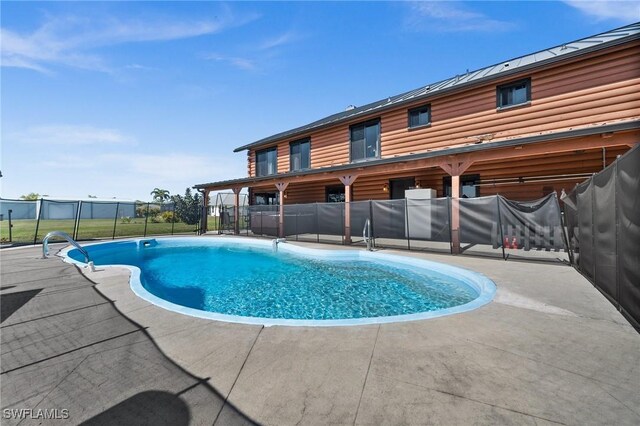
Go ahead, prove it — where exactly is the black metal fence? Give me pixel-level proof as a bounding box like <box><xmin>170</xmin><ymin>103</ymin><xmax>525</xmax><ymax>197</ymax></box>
<box><xmin>563</xmin><ymin>144</ymin><xmax>639</xmax><ymax>330</ymax></box>
<box><xmin>0</xmin><ymin>199</ymin><xmax>199</xmax><ymax>245</ymax></box>
<box><xmin>218</xmin><ymin>194</ymin><xmax>568</xmax><ymax>261</ymax></box>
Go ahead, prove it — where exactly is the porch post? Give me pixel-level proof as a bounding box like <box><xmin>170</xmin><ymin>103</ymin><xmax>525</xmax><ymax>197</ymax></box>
<box><xmin>275</xmin><ymin>182</ymin><xmax>289</xmax><ymax>238</ymax></box>
<box><xmin>451</xmin><ymin>176</ymin><xmax>461</xmax><ymax>254</ymax></box>
<box><xmin>438</xmin><ymin>156</ymin><xmax>474</xmax><ymax>254</ymax></box>
<box><xmin>339</xmin><ymin>175</ymin><xmax>358</xmax><ymax>244</ymax></box>
<box><xmin>202</xmin><ymin>189</ymin><xmax>210</xmax><ymax>234</ymax></box>
<box><xmin>232</xmin><ymin>187</ymin><xmax>242</xmax><ymax>235</ymax></box>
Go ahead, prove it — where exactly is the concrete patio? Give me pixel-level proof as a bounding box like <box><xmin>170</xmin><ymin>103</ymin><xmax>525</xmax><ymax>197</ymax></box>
<box><xmin>1</xmin><ymin>238</ymin><xmax>639</xmax><ymax>425</ymax></box>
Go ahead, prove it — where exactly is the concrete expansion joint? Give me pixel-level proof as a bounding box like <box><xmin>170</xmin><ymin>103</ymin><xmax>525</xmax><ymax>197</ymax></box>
<box><xmin>213</xmin><ymin>325</ymin><xmax>264</xmax><ymax>425</ymax></box>
<box><xmin>353</xmin><ymin>325</ymin><xmax>381</xmax><ymax>425</ymax></box>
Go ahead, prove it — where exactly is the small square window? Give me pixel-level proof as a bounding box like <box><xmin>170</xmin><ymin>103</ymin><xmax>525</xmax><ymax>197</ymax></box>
<box><xmin>497</xmin><ymin>79</ymin><xmax>531</xmax><ymax>109</ymax></box>
<box><xmin>408</xmin><ymin>104</ymin><xmax>430</xmax><ymax>128</ymax></box>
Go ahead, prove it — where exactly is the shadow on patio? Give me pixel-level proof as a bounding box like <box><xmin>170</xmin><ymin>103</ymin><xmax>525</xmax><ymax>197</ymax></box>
<box><xmin>0</xmin><ymin>246</ymin><xmax>257</xmax><ymax>425</ymax></box>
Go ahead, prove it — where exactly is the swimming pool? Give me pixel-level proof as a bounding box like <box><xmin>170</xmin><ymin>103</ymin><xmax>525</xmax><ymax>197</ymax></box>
<box><xmin>64</xmin><ymin>237</ymin><xmax>495</xmax><ymax>326</ymax></box>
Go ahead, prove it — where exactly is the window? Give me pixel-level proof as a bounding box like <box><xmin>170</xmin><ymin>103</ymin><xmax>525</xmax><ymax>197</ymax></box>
<box><xmin>408</xmin><ymin>104</ymin><xmax>430</xmax><ymax>128</ymax></box>
<box><xmin>443</xmin><ymin>174</ymin><xmax>480</xmax><ymax>198</ymax></box>
<box><xmin>350</xmin><ymin>119</ymin><xmax>380</xmax><ymax>162</ymax></box>
<box><xmin>290</xmin><ymin>138</ymin><xmax>310</xmax><ymax>171</ymax></box>
<box><xmin>254</xmin><ymin>192</ymin><xmax>278</xmax><ymax>205</ymax></box>
<box><xmin>325</xmin><ymin>186</ymin><xmax>346</xmax><ymax>203</ymax></box>
<box><xmin>497</xmin><ymin>78</ymin><xmax>531</xmax><ymax>109</ymax></box>
<box><xmin>256</xmin><ymin>147</ymin><xmax>277</xmax><ymax>177</ymax></box>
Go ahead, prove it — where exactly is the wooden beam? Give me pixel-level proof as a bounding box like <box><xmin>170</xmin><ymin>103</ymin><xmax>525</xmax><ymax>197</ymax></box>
<box><xmin>467</xmin><ymin>131</ymin><xmax>639</xmax><ymax>165</ymax></box>
<box><xmin>275</xmin><ymin>182</ymin><xmax>289</xmax><ymax>192</ymax></box>
<box><xmin>338</xmin><ymin>174</ymin><xmax>358</xmax><ymax>186</ymax></box>
<box><xmin>437</xmin><ymin>156</ymin><xmax>473</xmax><ymax>255</ymax></box>
<box><xmin>275</xmin><ymin>182</ymin><xmax>289</xmax><ymax>238</ymax></box>
<box><xmin>203</xmin><ymin>190</ymin><xmax>210</xmax><ymax>234</ymax></box>
<box><xmin>451</xmin><ymin>176</ymin><xmax>461</xmax><ymax>254</ymax></box>
<box><xmin>338</xmin><ymin>175</ymin><xmax>358</xmax><ymax>244</ymax></box>
<box><xmin>232</xmin><ymin>188</ymin><xmax>241</xmax><ymax>235</ymax></box>
<box><xmin>437</xmin><ymin>161</ymin><xmax>453</xmax><ymax>176</ymax></box>
<box><xmin>200</xmin><ymin>131</ymin><xmax>639</xmax><ymax>192</ymax></box>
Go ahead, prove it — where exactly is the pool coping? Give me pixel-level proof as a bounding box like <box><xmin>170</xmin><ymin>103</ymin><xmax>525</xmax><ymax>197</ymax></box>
<box><xmin>60</xmin><ymin>236</ymin><xmax>496</xmax><ymax>327</ymax></box>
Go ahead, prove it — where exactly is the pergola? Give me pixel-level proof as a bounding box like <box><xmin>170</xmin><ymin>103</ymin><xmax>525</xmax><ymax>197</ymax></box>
<box><xmin>195</xmin><ymin>121</ymin><xmax>639</xmax><ymax>253</ymax></box>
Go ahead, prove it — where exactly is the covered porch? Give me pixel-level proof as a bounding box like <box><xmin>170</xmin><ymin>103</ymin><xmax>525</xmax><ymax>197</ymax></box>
<box><xmin>195</xmin><ymin>123</ymin><xmax>639</xmax><ymax>254</ymax></box>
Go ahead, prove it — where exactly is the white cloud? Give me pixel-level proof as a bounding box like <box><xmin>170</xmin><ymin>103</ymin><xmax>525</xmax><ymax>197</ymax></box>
<box><xmin>2</xmin><ymin>149</ymin><xmax>246</xmax><ymax>200</ymax></box>
<box><xmin>203</xmin><ymin>30</ymin><xmax>300</xmax><ymax>72</ymax></box>
<box><xmin>1</xmin><ymin>7</ymin><xmax>255</xmax><ymax>73</ymax></box>
<box><xmin>259</xmin><ymin>31</ymin><xmax>299</xmax><ymax>50</ymax></box>
<box><xmin>10</xmin><ymin>124</ymin><xmax>136</xmax><ymax>146</ymax></box>
<box><xmin>203</xmin><ymin>53</ymin><xmax>257</xmax><ymax>71</ymax></box>
<box><xmin>563</xmin><ymin>1</ymin><xmax>640</xmax><ymax>21</ymax></box>
<box><xmin>405</xmin><ymin>1</ymin><xmax>515</xmax><ymax>32</ymax></box>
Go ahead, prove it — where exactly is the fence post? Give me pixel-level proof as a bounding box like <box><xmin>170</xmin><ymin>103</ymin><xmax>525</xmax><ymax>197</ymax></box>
<box><xmin>294</xmin><ymin>205</ymin><xmax>299</xmax><ymax>241</ymax></box>
<box><xmin>315</xmin><ymin>203</ymin><xmax>320</xmax><ymax>243</ymax></box>
<box><xmin>557</xmin><ymin>195</ymin><xmax>573</xmax><ymax>264</ymax></box>
<box><xmin>112</xmin><ymin>202</ymin><xmax>119</xmax><ymax>239</ymax></box>
<box><xmin>73</xmin><ymin>201</ymin><xmax>83</xmax><ymax>240</ymax></box>
<box><xmin>143</xmin><ymin>203</ymin><xmax>150</xmax><ymax>237</ymax></box>
<box><xmin>368</xmin><ymin>200</ymin><xmax>374</xmax><ymax>247</ymax></box>
<box><xmin>405</xmin><ymin>199</ymin><xmax>411</xmax><ymax>250</ymax></box>
<box><xmin>33</xmin><ymin>198</ymin><xmax>44</xmax><ymax>244</ymax></box>
<box><xmin>591</xmin><ymin>181</ymin><xmax>597</xmax><ymax>283</ymax></box>
<box><xmin>495</xmin><ymin>196</ymin><xmax>506</xmax><ymax>260</ymax></box>
<box><xmin>614</xmin><ymin>161</ymin><xmax>620</xmax><ymax>311</ymax></box>
<box><xmin>341</xmin><ymin>203</ymin><xmax>345</xmax><ymax>245</ymax></box>
<box><xmin>8</xmin><ymin>209</ymin><xmax>13</xmax><ymax>243</ymax></box>
<box><xmin>171</xmin><ymin>203</ymin><xmax>176</xmax><ymax>235</ymax></box>
<box><xmin>447</xmin><ymin>197</ymin><xmax>453</xmax><ymax>254</ymax></box>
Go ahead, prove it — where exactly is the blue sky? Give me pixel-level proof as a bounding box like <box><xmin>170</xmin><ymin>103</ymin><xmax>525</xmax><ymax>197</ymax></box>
<box><xmin>2</xmin><ymin>1</ymin><xmax>639</xmax><ymax>201</ymax></box>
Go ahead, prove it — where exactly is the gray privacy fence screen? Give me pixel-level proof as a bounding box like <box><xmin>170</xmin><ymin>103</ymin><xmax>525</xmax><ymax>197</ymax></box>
<box><xmin>0</xmin><ymin>199</ymin><xmax>199</xmax><ymax>245</ymax></box>
<box><xmin>230</xmin><ymin>194</ymin><xmax>567</xmax><ymax>259</ymax></box>
<box><xmin>563</xmin><ymin>144</ymin><xmax>640</xmax><ymax>330</ymax></box>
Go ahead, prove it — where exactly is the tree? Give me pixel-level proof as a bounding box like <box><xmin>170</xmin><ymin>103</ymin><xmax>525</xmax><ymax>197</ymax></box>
<box><xmin>150</xmin><ymin>188</ymin><xmax>171</xmax><ymax>203</ymax></box>
<box><xmin>20</xmin><ymin>193</ymin><xmax>40</xmax><ymax>200</ymax></box>
<box><xmin>171</xmin><ymin>188</ymin><xmax>201</xmax><ymax>225</ymax></box>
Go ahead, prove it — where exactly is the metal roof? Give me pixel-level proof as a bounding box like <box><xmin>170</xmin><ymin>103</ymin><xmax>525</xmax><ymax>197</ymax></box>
<box><xmin>234</xmin><ymin>22</ymin><xmax>640</xmax><ymax>153</ymax></box>
<box><xmin>196</xmin><ymin>120</ymin><xmax>640</xmax><ymax>190</ymax></box>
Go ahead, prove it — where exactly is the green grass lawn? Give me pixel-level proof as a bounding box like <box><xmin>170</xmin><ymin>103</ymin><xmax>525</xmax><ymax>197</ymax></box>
<box><xmin>0</xmin><ymin>217</ymin><xmax>202</xmax><ymax>244</ymax></box>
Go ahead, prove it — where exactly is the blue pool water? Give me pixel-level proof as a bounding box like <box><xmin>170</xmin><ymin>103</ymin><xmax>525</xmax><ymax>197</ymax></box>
<box><xmin>67</xmin><ymin>238</ymin><xmax>493</xmax><ymax>325</ymax></box>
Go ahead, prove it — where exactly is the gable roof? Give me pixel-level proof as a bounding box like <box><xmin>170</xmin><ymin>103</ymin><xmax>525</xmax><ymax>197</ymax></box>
<box><xmin>234</xmin><ymin>22</ymin><xmax>640</xmax><ymax>153</ymax></box>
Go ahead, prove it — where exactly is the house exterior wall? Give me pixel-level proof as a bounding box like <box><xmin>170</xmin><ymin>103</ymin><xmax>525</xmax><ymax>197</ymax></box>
<box><xmin>249</xmin><ymin>145</ymin><xmax>629</xmax><ymax>204</ymax></box>
<box><xmin>246</xmin><ymin>41</ymin><xmax>640</xmax><ymax>192</ymax></box>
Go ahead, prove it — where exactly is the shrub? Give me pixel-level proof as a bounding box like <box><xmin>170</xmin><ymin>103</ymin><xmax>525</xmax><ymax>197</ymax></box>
<box><xmin>135</xmin><ymin>205</ymin><xmax>161</xmax><ymax>218</ymax></box>
<box><xmin>120</xmin><ymin>216</ymin><xmax>132</xmax><ymax>224</ymax></box>
<box><xmin>172</xmin><ymin>188</ymin><xmax>202</xmax><ymax>225</ymax></box>
<box><xmin>160</xmin><ymin>211</ymin><xmax>179</xmax><ymax>223</ymax></box>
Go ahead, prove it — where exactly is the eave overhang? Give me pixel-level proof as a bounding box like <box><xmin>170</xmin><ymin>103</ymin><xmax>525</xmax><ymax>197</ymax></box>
<box><xmin>195</xmin><ymin>120</ymin><xmax>640</xmax><ymax>191</ymax></box>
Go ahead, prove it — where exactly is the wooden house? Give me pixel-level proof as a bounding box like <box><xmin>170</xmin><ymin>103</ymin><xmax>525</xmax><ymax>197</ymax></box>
<box><xmin>195</xmin><ymin>23</ymin><xmax>640</xmax><ymax>249</ymax></box>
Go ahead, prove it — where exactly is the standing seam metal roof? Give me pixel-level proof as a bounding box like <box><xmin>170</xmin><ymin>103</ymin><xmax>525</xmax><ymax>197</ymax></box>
<box><xmin>233</xmin><ymin>22</ymin><xmax>640</xmax><ymax>153</ymax></box>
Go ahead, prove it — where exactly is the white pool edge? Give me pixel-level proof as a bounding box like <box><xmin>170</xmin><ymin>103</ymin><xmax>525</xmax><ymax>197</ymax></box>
<box><xmin>61</xmin><ymin>237</ymin><xmax>496</xmax><ymax>327</ymax></box>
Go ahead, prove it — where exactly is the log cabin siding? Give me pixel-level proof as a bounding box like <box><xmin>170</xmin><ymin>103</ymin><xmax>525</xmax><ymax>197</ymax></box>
<box><xmin>248</xmin><ymin>150</ymin><xmax>255</xmax><ymax>177</ymax></box>
<box><xmin>248</xmin><ymin>145</ymin><xmax>628</xmax><ymax>203</ymax></box>
<box><xmin>277</xmin><ymin>143</ymin><xmax>289</xmax><ymax>173</ymax></box>
<box><xmin>247</xmin><ymin>42</ymin><xmax>640</xmax><ymax>177</ymax></box>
